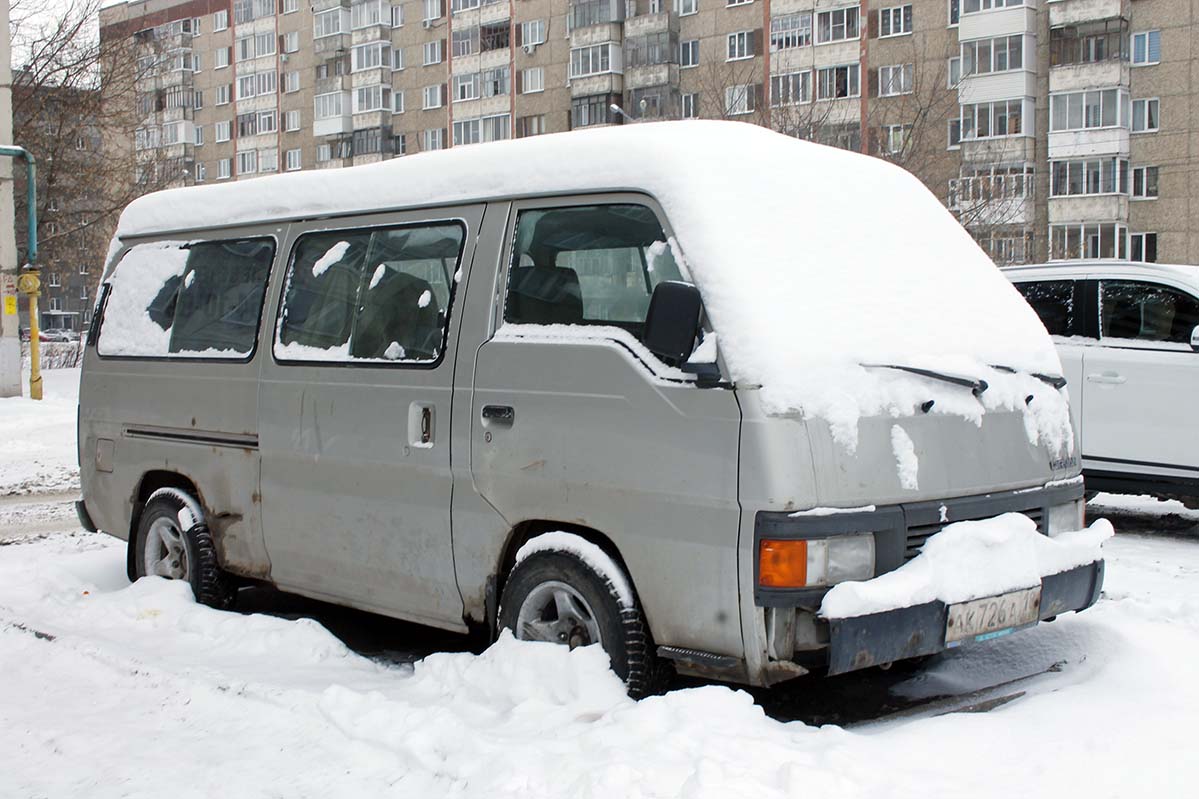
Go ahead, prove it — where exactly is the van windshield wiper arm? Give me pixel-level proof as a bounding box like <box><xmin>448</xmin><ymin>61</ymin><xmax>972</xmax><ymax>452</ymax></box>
<box><xmin>989</xmin><ymin>364</ymin><xmax>1068</xmax><ymax>390</ymax></box>
<box><xmin>860</xmin><ymin>363</ymin><xmax>989</xmax><ymax>397</ymax></box>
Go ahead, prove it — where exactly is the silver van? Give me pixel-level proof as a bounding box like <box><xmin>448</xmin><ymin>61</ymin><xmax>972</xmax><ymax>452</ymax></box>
<box><xmin>77</xmin><ymin>122</ymin><xmax>1103</xmax><ymax>696</ymax></box>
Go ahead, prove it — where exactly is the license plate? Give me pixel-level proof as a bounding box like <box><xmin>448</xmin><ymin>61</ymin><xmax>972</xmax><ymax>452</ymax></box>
<box><xmin>945</xmin><ymin>586</ymin><xmax>1042</xmax><ymax>645</ymax></box>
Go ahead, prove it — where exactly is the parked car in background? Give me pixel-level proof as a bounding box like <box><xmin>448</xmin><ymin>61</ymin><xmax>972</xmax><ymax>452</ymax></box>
<box><xmin>1007</xmin><ymin>262</ymin><xmax>1199</xmax><ymax>506</ymax></box>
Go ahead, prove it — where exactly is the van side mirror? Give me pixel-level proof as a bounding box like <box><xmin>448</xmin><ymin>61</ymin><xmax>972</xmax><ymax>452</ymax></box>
<box><xmin>1191</xmin><ymin>324</ymin><xmax>1199</xmax><ymax>352</ymax></box>
<box><xmin>643</xmin><ymin>281</ymin><xmax>703</xmax><ymax>367</ymax></box>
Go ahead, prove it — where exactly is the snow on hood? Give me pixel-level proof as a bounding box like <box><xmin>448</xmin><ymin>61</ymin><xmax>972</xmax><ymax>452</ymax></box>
<box><xmin>113</xmin><ymin>121</ymin><xmax>1068</xmax><ymax>450</ymax></box>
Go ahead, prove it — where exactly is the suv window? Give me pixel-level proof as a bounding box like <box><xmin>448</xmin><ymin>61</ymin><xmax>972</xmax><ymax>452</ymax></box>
<box><xmin>276</xmin><ymin>222</ymin><xmax>465</xmax><ymax>363</ymax></box>
<box><xmin>1101</xmin><ymin>280</ymin><xmax>1199</xmax><ymax>344</ymax></box>
<box><xmin>98</xmin><ymin>238</ymin><xmax>275</xmax><ymax>358</ymax></box>
<box><xmin>504</xmin><ymin>204</ymin><xmax>684</xmax><ymax>336</ymax></box>
<box><xmin>1014</xmin><ymin>280</ymin><xmax>1077</xmax><ymax>337</ymax></box>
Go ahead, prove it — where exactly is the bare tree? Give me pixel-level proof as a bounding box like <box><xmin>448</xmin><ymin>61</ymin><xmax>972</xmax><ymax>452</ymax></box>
<box><xmin>9</xmin><ymin>0</ymin><xmax>181</xmax><ymax>279</ymax></box>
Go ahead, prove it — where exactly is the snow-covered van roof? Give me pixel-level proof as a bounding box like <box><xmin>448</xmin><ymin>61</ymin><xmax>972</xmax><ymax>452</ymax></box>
<box><xmin>113</xmin><ymin>121</ymin><xmax>1071</xmax><ymax>451</ymax></box>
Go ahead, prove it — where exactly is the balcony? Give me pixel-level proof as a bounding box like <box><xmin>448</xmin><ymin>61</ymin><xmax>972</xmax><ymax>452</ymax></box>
<box><xmin>1047</xmin><ymin>193</ymin><xmax>1128</xmax><ymax>224</ymax></box>
<box><xmin>315</xmin><ymin>114</ymin><xmax>353</xmax><ymax>137</ymax></box>
<box><xmin>958</xmin><ymin>71</ymin><xmax>1037</xmax><ymax>105</ymax></box>
<box><xmin>571</xmin><ymin>73</ymin><xmax>623</xmax><ymax>98</ymax></box>
<box><xmin>959</xmin><ymin>6</ymin><xmax>1036</xmax><ymax>41</ymax></box>
<box><xmin>949</xmin><ymin>172</ymin><xmax>1035</xmax><ymax>226</ymax></box>
<box><xmin>623</xmin><ymin>11</ymin><xmax>676</xmax><ymax>38</ymax></box>
<box><xmin>1048</xmin><ymin>0</ymin><xmax>1129</xmax><ymax>27</ymax></box>
<box><xmin>625</xmin><ymin>63</ymin><xmax>678</xmax><ymax>91</ymax></box>
<box><xmin>1047</xmin><ymin>126</ymin><xmax>1129</xmax><ymax>159</ymax></box>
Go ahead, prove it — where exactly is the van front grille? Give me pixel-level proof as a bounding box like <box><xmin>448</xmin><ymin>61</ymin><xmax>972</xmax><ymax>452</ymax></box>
<box><xmin>903</xmin><ymin>507</ymin><xmax>1046</xmax><ymax>562</ymax></box>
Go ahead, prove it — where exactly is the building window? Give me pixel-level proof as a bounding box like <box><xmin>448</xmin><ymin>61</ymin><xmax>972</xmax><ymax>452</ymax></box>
<box><xmin>315</xmin><ymin>91</ymin><xmax>346</xmax><ymax>119</ymax></box>
<box><xmin>284</xmin><ymin>0</ymin><xmax>299</xmax><ymax>12</ymax></box>
<box><xmin>285</xmin><ymin>110</ymin><xmax>302</xmax><ymax>131</ymax></box>
<box><xmin>727</xmin><ymin>31</ymin><xmax>753</xmax><ymax>60</ymax></box>
<box><xmin>1049</xmin><ymin>222</ymin><xmax>1127</xmax><ymax>260</ymax></box>
<box><xmin>879</xmin><ymin>6</ymin><xmax>913</xmax><ymax>38</ymax></box>
<box><xmin>571</xmin><ymin>43</ymin><xmax>620</xmax><ymax>78</ymax></box>
<box><xmin>314</xmin><ymin>8</ymin><xmax>347</xmax><ymax>38</ymax></box>
<box><xmin>48</xmin><ymin>273</ymin><xmax>61</xmax><ymax>288</ymax></box>
<box><xmin>351</xmin><ymin>0</ymin><xmax>383</xmax><ymax>29</ymax></box>
<box><xmin>770</xmin><ymin>71</ymin><xmax>811</xmax><ymax>106</ymax></box>
<box><xmin>215</xmin><ymin>48</ymin><xmax>230</xmax><ymax>69</ymax></box>
<box><xmin>259</xmin><ymin>148</ymin><xmax>278</xmax><ymax>173</ymax></box>
<box><xmin>948</xmin><ymin>0</ymin><xmax>959</xmax><ymax>26</ymax></box>
<box><xmin>962</xmin><ymin>99</ymin><xmax>1024</xmax><ymax>138</ymax></box>
<box><xmin>424</xmin><ymin>0</ymin><xmax>442</xmax><ymax>20</ymax></box>
<box><xmin>213</xmin><ymin>10</ymin><xmax>228</xmax><ymax>31</ymax></box>
<box><xmin>215</xmin><ymin>120</ymin><xmax>231</xmax><ymax>142</ymax></box>
<box><xmin>962</xmin><ymin>35</ymin><xmax>1023</xmax><ymax>75</ymax></box>
<box><xmin>681</xmin><ymin>92</ymin><xmax>699</xmax><ymax>118</ymax></box>
<box><xmin>353</xmin><ymin>41</ymin><xmax>391</xmax><ymax>71</ymax></box>
<box><xmin>724</xmin><ymin>84</ymin><xmax>756</xmax><ymax>115</ymax></box>
<box><xmin>675</xmin><ymin>0</ymin><xmax>698</xmax><ymax>14</ymax></box>
<box><xmin>1050</xmin><ymin>158</ymin><xmax>1128</xmax><ymax>196</ymax></box>
<box><xmin>393</xmin><ymin>90</ymin><xmax>405</xmax><ymax>113</ymax></box>
<box><xmin>880</xmin><ymin>124</ymin><xmax>910</xmax><ymax>155</ymax></box>
<box><xmin>452</xmin><ymin>26</ymin><xmax>478</xmax><ymax>58</ymax></box>
<box><xmin>521</xmin><ymin>67</ymin><xmax>544</xmax><ymax>93</ymax></box>
<box><xmin>679</xmin><ymin>40</ymin><xmax>699</xmax><ymax>67</ymax></box>
<box><xmin>516</xmin><ymin>115</ymin><xmax>546</xmax><ymax>137</ymax></box>
<box><xmin>1049</xmin><ymin>89</ymin><xmax>1126</xmax><ymax>131</ymax></box>
<box><xmin>816</xmin><ymin>64</ymin><xmax>860</xmax><ymax>100</ymax></box>
<box><xmin>353</xmin><ymin>85</ymin><xmax>389</xmax><ymax>113</ymax></box>
<box><xmin>454</xmin><ymin>73</ymin><xmax>480</xmax><ymax>102</ymax></box>
<box><xmin>878</xmin><ymin>64</ymin><xmax>913</xmax><ymax>96</ymax></box>
<box><xmin>49</xmin><ymin>297</ymin><xmax>62</xmax><ymax>312</ymax></box>
<box><xmin>217</xmin><ymin>158</ymin><xmax>232</xmax><ymax>179</ymax></box>
<box><xmin>424</xmin><ymin>40</ymin><xmax>443</xmax><ymax>65</ymax></box>
<box><xmin>284</xmin><ymin>71</ymin><xmax>300</xmax><ymax>93</ymax></box>
<box><xmin>194</xmin><ymin>125</ymin><xmax>204</xmax><ymax>145</ymax></box>
<box><xmin>1129</xmin><ymin>233</ymin><xmax>1158</xmax><ymax>263</ymax></box>
<box><xmin>521</xmin><ymin>20</ymin><xmax>546</xmax><ymax>45</ymax></box>
<box><xmin>816</xmin><ymin>7</ymin><xmax>859</xmax><ymax>44</ymax></box>
<box><xmin>948</xmin><ymin>119</ymin><xmax>962</xmax><ymax>149</ymax></box>
<box><xmin>423</xmin><ymin>128</ymin><xmax>445</xmax><ymax>151</ymax></box>
<box><xmin>392</xmin><ymin>134</ymin><xmax>406</xmax><ymax>155</ymax></box>
<box><xmin>1132</xmin><ymin>98</ymin><xmax>1160</xmax><ymax>132</ymax></box>
<box><xmin>283</xmin><ymin>32</ymin><xmax>299</xmax><ymax>53</ymax></box>
<box><xmin>727</xmin><ymin>0</ymin><xmax>752</xmax><ymax>6</ymax></box>
<box><xmin>482</xmin><ymin>66</ymin><xmax>510</xmax><ymax>97</ymax></box>
<box><xmin>770</xmin><ymin>13</ymin><xmax>811</xmax><ymax>51</ymax></box>
<box><xmin>948</xmin><ymin>56</ymin><xmax>962</xmax><ymax>88</ymax></box>
<box><xmin>423</xmin><ymin>84</ymin><xmax>445</xmax><ymax>109</ymax></box>
<box><xmin>962</xmin><ymin>0</ymin><xmax>1023</xmax><ymax>13</ymax></box>
<box><xmin>571</xmin><ymin>95</ymin><xmax>615</xmax><ymax>128</ymax></box>
<box><xmin>1131</xmin><ymin>30</ymin><xmax>1161</xmax><ymax>66</ymax></box>
<box><xmin>1132</xmin><ymin>166</ymin><xmax>1159</xmax><ymax>199</ymax></box>
<box><xmin>1049</xmin><ymin>19</ymin><xmax>1127</xmax><ymax>67</ymax></box>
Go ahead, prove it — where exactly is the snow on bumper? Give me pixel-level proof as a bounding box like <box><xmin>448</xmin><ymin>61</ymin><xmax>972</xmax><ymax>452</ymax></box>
<box><xmin>819</xmin><ymin>513</ymin><xmax>1112</xmax><ymax>675</ymax></box>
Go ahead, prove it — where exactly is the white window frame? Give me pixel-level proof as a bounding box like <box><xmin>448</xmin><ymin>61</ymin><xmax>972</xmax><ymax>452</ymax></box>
<box><xmin>878</xmin><ymin>64</ymin><xmax>913</xmax><ymax>97</ymax></box>
<box><xmin>423</xmin><ymin>127</ymin><xmax>445</xmax><ymax>151</ymax></box>
<box><xmin>680</xmin><ymin>39</ymin><xmax>699</xmax><ymax>68</ymax></box>
<box><xmin>816</xmin><ymin>63</ymin><xmax>860</xmax><ymax>100</ymax></box>
<box><xmin>878</xmin><ymin>5</ymin><xmax>913</xmax><ymax>38</ymax></box>
<box><xmin>283</xmin><ymin>32</ymin><xmax>300</xmax><ymax>54</ymax></box>
<box><xmin>682</xmin><ymin>92</ymin><xmax>699</xmax><ymax>118</ymax></box>
<box><xmin>214</xmin><ymin>120</ymin><xmax>231</xmax><ymax>142</ymax></box>
<box><xmin>724</xmin><ymin>84</ymin><xmax>755</xmax><ymax>116</ymax></box>
<box><xmin>353</xmin><ymin>84</ymin><xmax>388</xmax><ymax>113</ymax></box>
<box><xmin>1132</xmin><ymin>97</ymin><xmax>1160</xmax><ymax>133</ymax></box>
<box><xmin>521</xmin><ymin>67</ymin><xmax>544</xmax><ymax>93</ymax></box>
<box><xmin>284</xmin><ymin>109</ymin><xmax>302</xmax><ymax>131</ymax></box>
<box><xmin>423</xmin><ymin>84</ymin><xmax>444</xmax><ymax>109</ymax></box>
<box><xmin>213</xmin><ymin>10</ymin><xmax>228</xmax><ymax>31</ymax></box>
<box><xmin>1131</xmin><ymin>30</ymin><xmax>1161</xmax><ymax>66</ymax></box>
<box><xmin>727</xmin><ymin>31</ymin><xmax>752</xmax><ymax>61</ymax></box>
<box><xmin>215</xmin><ymin>47</ymin><xmax>230</xmax><ymax>69</ymax></box>
<box><xmin>286</xmin><ymin>149</ymin><xmax>302</xmax><ymax>171</ymax></box>
<box><xmin>424</xmin><ymin>40</ymin><xmax>443</xmax><ymax>65</ymax></box>
<box><xmin>816</xmin><ymin>7</ymin><xmax>859</xmax><ymax>45</ymax></box>
<box><xmin>522</xmin><ymin>20</ymin><xmax>546</xmax><ymax>46</ymax></box>
<box><xmin>237</xmin><ymin>150</ymin><xmax>257</xmax><ymax>176</ymax></box>
<box><xmin>675</xmin><ymin>0</ymin><xmax>698</xmax><ymax>15</ymax></box>
<box><xmin>1131</xmin><ymin>165</ymin><xmax>1159</xmax><ymax>199</ymax></box>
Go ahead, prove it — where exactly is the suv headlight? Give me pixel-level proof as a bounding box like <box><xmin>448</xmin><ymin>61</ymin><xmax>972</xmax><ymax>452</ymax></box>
<box><xmin>1046</xmin><ymin>499</ymin><xmax>1085</xmax><ymax>537</ymax></box>
<box><xmin>759</xmin><ymin>534</ymin><xmax>876</xmax><ymax>589</ymax></box>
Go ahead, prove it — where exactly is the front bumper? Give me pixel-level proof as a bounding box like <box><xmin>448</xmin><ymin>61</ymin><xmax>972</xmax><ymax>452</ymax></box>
<box><xmin>825</xmin><ymin>559</ymin><xmax>1105</xmax><ymax>675</ymax></box>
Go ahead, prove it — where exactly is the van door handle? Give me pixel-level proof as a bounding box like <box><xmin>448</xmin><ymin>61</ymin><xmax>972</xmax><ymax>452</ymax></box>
<box><xmin>482</xmin><ymin>405</ymin><xmax>514</xmax><ymax>423</ymax></box>
<box><xmin>1086</xmin><ymin>372</ymin><xmax>1126</xmax><ymax>385</ymax></box>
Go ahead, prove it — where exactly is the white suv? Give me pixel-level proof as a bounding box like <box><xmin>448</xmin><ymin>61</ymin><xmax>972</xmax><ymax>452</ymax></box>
<box><xmin>1006</xmin><ymin>261</ymin><xmax>1199</xmax><ymax>505</ymax></box>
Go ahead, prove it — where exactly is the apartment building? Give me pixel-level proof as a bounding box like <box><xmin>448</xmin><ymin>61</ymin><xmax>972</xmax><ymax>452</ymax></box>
<box><xmin>99</xmin><ymin>0</ymin><xmax>1199</xmax><ymax>265</ymax></box>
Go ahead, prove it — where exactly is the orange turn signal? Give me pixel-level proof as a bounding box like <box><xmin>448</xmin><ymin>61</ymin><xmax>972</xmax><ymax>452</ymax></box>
<box><xmin>759</xmin><ymin>539</ymin><xmax>808</xmax><ymax>588</ymax></box>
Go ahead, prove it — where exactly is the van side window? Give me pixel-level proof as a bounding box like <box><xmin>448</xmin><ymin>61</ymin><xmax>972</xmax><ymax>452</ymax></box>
<box><xmin>504</xmin><ymin>204</ymin><xmax>684</xmax><ymax>336</ymax></box>
<box><xmin>97</xmin><ymin>238</ymin><xmax>275</xmax><ymax>358</ymax></box>
<box><xmin>275</xmin><ymin>222</ymin><xmax>464</xmax><ymax>363</ymax></box>
<box><xmin>1013</xmin><ymin>280</ymin><xmax>1077</xmax><ymax>337</ymax></box>
<box><xmin>1100</xmin><ymin>280</ymin><xmax>1199</xmax><ymax>344</ymax></box>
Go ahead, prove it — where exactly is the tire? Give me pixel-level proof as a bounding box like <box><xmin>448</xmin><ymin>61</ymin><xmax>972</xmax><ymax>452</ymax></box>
<box><xmin>498</xmin><ymin>544</ymin><xmax>657</xmax><ymax>699</ymax></box>
<box><xmin>132</xmin><ymin>491</ymin><xmax>236</xmax><ymax>610</ymax></box>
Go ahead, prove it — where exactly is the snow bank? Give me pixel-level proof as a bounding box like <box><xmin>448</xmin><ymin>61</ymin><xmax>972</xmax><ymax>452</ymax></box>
<box><xmin>821</xmin><ymin>514</ymin><xmax>1113</xmax><ymax>619</ymax></box>
<box><xmin>0</xmin><ymin>368</ymin><xmax>80</xmax><ymax>496</ymax></box>
<box><xmin>112</xmin><ymin>122</ymin><xmax>1068</xmax><ymax>451</ymax></box>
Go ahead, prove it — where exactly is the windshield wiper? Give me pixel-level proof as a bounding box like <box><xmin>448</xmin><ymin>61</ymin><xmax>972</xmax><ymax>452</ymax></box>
<box><xmin>989</xmin><ymin>364</ymin><xmax>1067</xmax><ymax>390</ymax></box>
<box><xmin>861</xmin><ymin>363</ymin><xmax>989</xmax><ymax>397</ymax></box>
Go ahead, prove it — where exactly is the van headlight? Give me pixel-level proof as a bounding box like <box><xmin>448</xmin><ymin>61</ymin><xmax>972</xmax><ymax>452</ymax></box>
<box><xmin>759</xmin><ymin>534</ymin><xmax>876</xmax><ymax>589</ymax></box>
<box><xmin>1046</xmin><ymin>499</ymin><xmax>1085</xmax><ymax>537</ymax></box>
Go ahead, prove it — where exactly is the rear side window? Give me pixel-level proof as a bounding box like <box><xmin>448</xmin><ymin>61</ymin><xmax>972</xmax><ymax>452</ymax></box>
<box><xmin>504</xmin><ymin>204</ymin><xmax>683</xmax><ymax>334</ymax></box>
<box><xmin>1014</xmin><ymin>280</ymin><xmax>1077</xmax><ymax>337</ymax></box>
<box><xmin>97</xmin><ymin>238</ymin><xmax>275</xmax><ymax>358</ymax></box>
<box><xmin>1101</xmin><ymin>280</ymin><xmax>1199</xmax><ymax>344</ymax></box>
<box><xmin>275</xmin><ymin>222</ymin><xmax>465</xmax><ymax>363</ymax></box>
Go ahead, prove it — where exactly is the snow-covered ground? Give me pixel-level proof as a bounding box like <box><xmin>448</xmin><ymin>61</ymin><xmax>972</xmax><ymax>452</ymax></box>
<box><xmin>0</xmin><ymin>368</ymin><xmax>80</xmax><ymax>497</ymax></box>
<box><xmin>2</xmin><ymin>369</ymin><xmax>1197</xmax><ymax>798</ymax></box>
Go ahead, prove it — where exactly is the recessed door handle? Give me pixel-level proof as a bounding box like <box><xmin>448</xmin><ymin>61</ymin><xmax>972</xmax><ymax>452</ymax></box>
<box><xmin>1086</xmin><ymin>372</ymin><xmax>1126</xmax><ymax>385</ymax></box>
<box><xmin>482</xmin><ymin>405</ymin><xmax>514</xmax><ymax>423</ymax></box>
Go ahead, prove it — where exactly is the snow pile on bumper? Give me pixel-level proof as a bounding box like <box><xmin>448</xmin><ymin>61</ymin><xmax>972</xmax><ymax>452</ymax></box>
<box><xmin>821</xmin><ymin>513</ymin><xmax>1113</xmax><ymax>620</ymax></box>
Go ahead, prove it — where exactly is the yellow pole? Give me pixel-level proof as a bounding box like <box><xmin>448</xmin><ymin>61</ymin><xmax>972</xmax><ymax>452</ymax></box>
<box><xmin>17</xmin><ymin>270</ymin><xmax>41</xmax><ymax>400</ymax></box>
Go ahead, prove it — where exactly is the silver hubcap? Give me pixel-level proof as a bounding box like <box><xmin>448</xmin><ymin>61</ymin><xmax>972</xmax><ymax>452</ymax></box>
<box><xmin>144</xmin><ymin>517</ymin><xmax>190</xmax><ymax>581</ymax></box>
<box><xmin>515</xmin><ymin>580</ymin><xmax>602</xmax><ymax>649</ymax></box>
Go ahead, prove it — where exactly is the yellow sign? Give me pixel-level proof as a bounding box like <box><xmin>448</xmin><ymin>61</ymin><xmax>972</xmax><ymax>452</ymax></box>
<box><xmin>3</xmin><ymin>295</ymin><xmax>15</xmax><ymax>316</ymax></box>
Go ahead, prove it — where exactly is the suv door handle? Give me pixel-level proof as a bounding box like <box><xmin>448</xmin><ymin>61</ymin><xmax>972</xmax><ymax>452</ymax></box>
<box><xmin>1086</xmin><ymin>372</ymin><xmax>1126</xmax><ymax>385</ymax></box>
<box><xmin>482</xmin><ymin>405</ymin><xmax>514</xmax><ymax>423</ymax></box>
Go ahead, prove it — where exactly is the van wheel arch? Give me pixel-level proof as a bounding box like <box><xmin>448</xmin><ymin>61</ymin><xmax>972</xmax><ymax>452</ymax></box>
<box><xmin>493</xmin><ymin>521</ymin><xmax>653</xmax><ymax>637</ymax></box>
<box><xmin>127</xmin><ymin>471</ymin><xmax>204</xmax><ymax>582</ymax></box>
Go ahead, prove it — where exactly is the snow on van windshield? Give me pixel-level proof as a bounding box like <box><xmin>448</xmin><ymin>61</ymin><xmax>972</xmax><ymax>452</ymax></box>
<box><xmin>112</xmin><ymin>122</ymin><xmax>1070</xmax><ymax>452</ymax></box>
<box><xmin>97</xmin><ymin>241</ymin><xmax>191</xmax><ymax>357</ymax></box>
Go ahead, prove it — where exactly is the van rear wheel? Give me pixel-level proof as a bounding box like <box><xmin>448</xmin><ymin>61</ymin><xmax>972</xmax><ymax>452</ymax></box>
<box><xmin>133</xmin><ymin>491</ymin><xmax>235</xmax><ymax>610</ymax></box>
<box><xmin>498</xmin><ymin>539</ymin><xmax>657</xmax><ymax>699</ymax></box>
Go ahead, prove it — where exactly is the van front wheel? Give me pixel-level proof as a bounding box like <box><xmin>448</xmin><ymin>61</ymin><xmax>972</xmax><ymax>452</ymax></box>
<box><xmin>498</xmin><ymin>539</ymin><xmax>656</xmax><ymax>698</ymax></box>
<box><xmin>133</xmin><ymin>491</ymin><xmax>235</xmax><ymax>610</ymax></box>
